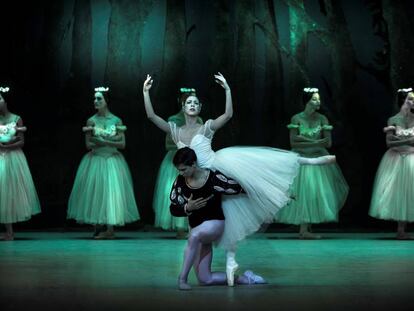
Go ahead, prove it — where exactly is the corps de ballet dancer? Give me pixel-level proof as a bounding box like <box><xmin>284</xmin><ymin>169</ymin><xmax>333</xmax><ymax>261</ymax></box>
<box><xmin>0</xmin><ymin>86</ymin><xmax>41</xmax><ymax>241</ymax></box>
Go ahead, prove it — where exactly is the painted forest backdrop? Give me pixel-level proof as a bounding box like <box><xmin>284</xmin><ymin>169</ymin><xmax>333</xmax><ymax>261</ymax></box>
<box><xmin>1</xmin><ymin>0</ymin><xmax>414</xmax><ymax>229</ymax></box>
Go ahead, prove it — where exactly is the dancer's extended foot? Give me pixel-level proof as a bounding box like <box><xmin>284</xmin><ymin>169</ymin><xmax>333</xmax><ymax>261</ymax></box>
<box><xmin>299</xmin><ymin>232</ymin><xmax>321</xmax><ymax>240</ymax></box>
<box><xmin>226</xmin><ymin>260</ymin><xmax>239</xmax><ymax>287</ymax></box>
<box><xmin>242</xmin><ymin>270</ymin><xmax>267</xmax><ymax>284</ymax></box>
<box><xmin>178</xmin><ymin>278</ymin><xmax>192</xmax><ymax>291</ymax></box>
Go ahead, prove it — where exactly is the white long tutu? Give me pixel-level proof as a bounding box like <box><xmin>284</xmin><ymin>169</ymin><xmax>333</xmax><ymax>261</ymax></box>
<box><xmin>213</xmin><ymin>147</ymin><xmax>299</xmax><ymax>249</ymax></box>
<box><xmin>170</xmin><ymin>120</ymin><xmax>299</xmax><ymax>250</ymax></box>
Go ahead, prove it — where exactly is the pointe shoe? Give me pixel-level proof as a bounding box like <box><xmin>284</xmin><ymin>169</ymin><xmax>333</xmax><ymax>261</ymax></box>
<box><xmin>243</xmin><ymin>270</ymin><xmax>267</xmax><ymax>284</ymax></box>
<box><xmin>301</xmin><ymin>155</ymin><xmax>336</xmax><ymax>165</ymax></box>
<box><xmin>226</xmin><ymin>261</ymin><xmax>239</xmax><ymax>287</ymax></box>
<box><xmin>178</xmin><ymin>278</ymin><xmax>192</xmax><ymax>291</ymax></box>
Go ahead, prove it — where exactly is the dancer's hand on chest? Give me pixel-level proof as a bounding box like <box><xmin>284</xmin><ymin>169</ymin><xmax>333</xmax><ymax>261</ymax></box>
<box><xmin>186</xmin><ymin>194</ymin><xmax>214</xmax><ymax>212</ymax></box>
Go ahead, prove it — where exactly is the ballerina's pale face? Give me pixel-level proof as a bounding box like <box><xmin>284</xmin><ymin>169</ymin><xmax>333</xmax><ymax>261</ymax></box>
<box><xmin>405</xmin><ymin>92</ymin><xmax>414</xmax><ymax>110</ymax></box>
<box><xmin>183</xmin><ymin>95</ymin><xmax>201</xmax><ymax>116</ymax></box>
<box><xmin>94</xmin><ymin>92</ymin><xmax>107</xmax><ymax>110</ymax></box>
<box><xmin>306</xmin><ymin>93</ymin><xmax>321</xmax><ymax>112</ymax></box>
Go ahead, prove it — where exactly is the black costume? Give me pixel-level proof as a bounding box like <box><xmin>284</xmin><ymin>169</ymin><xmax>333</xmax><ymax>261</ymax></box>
<box><xmin>170</xmin><ymin>170</ymin><xmax>244</xmax><ymax>228</ymax></box>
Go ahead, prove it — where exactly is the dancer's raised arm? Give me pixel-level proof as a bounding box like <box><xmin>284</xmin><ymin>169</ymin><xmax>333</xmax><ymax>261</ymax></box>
<box><xmin>142</xmin><ymin>74</ymin><xmax>170</xmax><ymax>133</ymax></box>
<box><xmin>211</xmin><ymin>73</ymin><xmax>233</xmax><ymax>131</ymax></box>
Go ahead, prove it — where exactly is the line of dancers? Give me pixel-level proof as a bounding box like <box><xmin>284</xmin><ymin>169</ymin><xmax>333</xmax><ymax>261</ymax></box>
<box><xmin>1</xmin><ymin>77</ymin><xmax>414</xmax><ymax>289</ymax></box>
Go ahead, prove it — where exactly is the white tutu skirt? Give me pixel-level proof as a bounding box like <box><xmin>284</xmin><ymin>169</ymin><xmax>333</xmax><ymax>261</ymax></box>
<box><xmin>67</xmin><ymin>150</ymin><xmax>140</xmax><ymax>226</ymax></box>
<box><xmin>0</xmin><ymin>149</ymin><xmax>41</xmax><ymax>223</ymax></box>
<box><xmin>212</xmin><ymin>146</ymin><xmax>300</xmax><ymax>249</ymax></box>
<box><xmin>369</xmin><ymin>148</ymin><xmax>414</xmax><ymax>221</ymax></box>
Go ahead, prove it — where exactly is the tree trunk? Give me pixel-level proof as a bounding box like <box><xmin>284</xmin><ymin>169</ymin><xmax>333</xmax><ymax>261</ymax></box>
<box><xmin>155</xmin><ymin>0</ymin><xmax>187</xmax><ymax>117</ymax></box>
<box><xmin>234</xmin><ymin>0</ymin><xmax>256</xmax><ymax>144</ymax></box>
<box><xmin>65</xmin><ymin>0</ymin><xmax>92</xmax><ymax>118</ymax></box>
<box><xmin>382</xmin><ymin>0</ymin><xmax>414</xmax><ymax>91</ymax></box>
<box><xmin>287</xmin><ymin>0</ymin><xmax>309</xmax><ymax>116</ymax></box>
<box><xmin>323</xmin><ymin>0</ymin><xmax>357</xmax><ymax>117</ymax></box>
<box><xmin>104</xmin><ymin>0</ymin><xmax>153</xmax><ymax>110</ymax></box>
<box><xmin>209</xmin><ymin>0</ymin><xmax>235</xmax><ymax>147</ymax></box>
<box><xmin>262</xmin><ymin>0</ymin><xmax>286</xmax><ymax>145</ymax></box>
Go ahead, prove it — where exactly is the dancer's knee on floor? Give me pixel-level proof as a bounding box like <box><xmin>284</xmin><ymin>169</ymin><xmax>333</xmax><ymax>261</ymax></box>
<box><xmin>197</xmin><ymin>275</ymin><xmax>214</xmax><ymax>286</ymax></box>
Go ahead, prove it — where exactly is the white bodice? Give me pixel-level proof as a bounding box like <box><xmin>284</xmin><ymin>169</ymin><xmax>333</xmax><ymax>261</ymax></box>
<box><xmin>395</xmin><ymin>126</ymin><xmax>414</xmax><ymax>138</ymax></box>
<box><xmin>0</xmin><ymin>115</ymin><xmax>19</xmax><ymax>143</ymax></box>
<box><xmin>170</xmin><ymin>120</ymin><xmax>216</xmax><ymax>168</ymax></box>
<box><xmin>90</xmin><ymin>114</ymin><xmax>120</xmax><ymax>138</ymax></box>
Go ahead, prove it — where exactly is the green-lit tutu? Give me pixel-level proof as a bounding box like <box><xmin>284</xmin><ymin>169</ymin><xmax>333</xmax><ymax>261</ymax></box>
<box><xmin>276</xmin><ymin>162</ymin><xmax>348</xmax><ymax>224</ymax></box>
<box><xmin>153</xmin><ymin>151</ymin><xmax>188</xmax><ymax>230</ymax></box>
<box><xmin>67</xmin><ymin>147</ymin><xmax>140</xmax><ymax>226</ymax></box>
<box><xmin>0</xmin><ymin>149</ymin><xmax>41</xmax><ymax>223</ymax></box>
<box><xmin>369</xmin><ymin>147</ymin><xmax>414</xmax><ymax>221</ymax></box>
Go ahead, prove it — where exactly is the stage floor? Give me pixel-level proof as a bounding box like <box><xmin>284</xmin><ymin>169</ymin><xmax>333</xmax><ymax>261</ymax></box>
<box><xmin>1</xmin><ymin>232</ymin><xmax>414</xmax><ymax>311</ymax></box>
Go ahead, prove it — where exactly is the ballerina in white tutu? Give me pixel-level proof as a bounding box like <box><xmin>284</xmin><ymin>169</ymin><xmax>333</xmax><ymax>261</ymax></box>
<box><xmin>142</xmin><ymin>73</ymin><xmax>335</xmax><ymax>286</ymax></box>
<box><xmin>0</xmin><ymin>86</ymin><xmax>41</xmax><ymax>241</ymax></box>
<box><xmin>369</xmin><ymin>88</ymin><xmax>414</xmax><ymax>239</ymax></box>
<box><xmin>67</xmin><ymin>87</ymin><xmax>140</xmax><ymax>239</ymax></box>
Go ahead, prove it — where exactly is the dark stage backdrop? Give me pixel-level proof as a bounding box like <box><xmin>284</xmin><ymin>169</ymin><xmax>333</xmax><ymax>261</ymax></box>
<box><xmin>1</xmin><ymin>0</ymin><xmax>414</xmax><ymax>230</ymax></box>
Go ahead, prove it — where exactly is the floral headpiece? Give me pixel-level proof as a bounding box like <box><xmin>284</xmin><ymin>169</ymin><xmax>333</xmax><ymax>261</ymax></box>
<box><xmin>0</xmin><ymin>87</ymin><xmax>10</xmax><ymax>93</ymax></box>
<box><xmin>94</xmin><ymin>87</ymin><xmax>109</xmax><ymax>92</ymax></box>
<box><xmin>303</xmin><ymin>87</ymin><xmax>319</xmax><ymax>93</ymax></box>
<box><xmin>397</xmin><ymin>88</ymin><xmax>413</xmax><ymax>93</ymax></box>
<box><xmin>180</xmin><ymin>87</ymin><xmax>196</xmax><ymax>94</ymax></box>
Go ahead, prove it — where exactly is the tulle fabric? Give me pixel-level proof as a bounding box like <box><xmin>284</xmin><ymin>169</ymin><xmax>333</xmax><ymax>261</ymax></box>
<box><xmin>212</xmin><ymin>147</ymin><xmax>299</xmax><ymax>249</ymax></box>
<box><xmin>369</xmin><ymin>148</ymin><xmax>414</xmax><ymax>221</ymax></box>
<box><xmin>67</xmin><ymin>150</ymin><xmax>140</xmax><ymax>226</ymax></box>
<box><xmin>170</xmin><ymin>120</ymin><xmax>300</xmax><ymax>250</ymax></box>
<box><xmin>0</xmin><ymin>149</ymin><xmax>41</xmax><ymax>223</ymax></box>
<box><xmin>153</xmin><ymin>151</ymin><xmax>188</xmax><ymax>230</ymax></box>
<box><xmin>275</xmin><ymin>163</ymin><xmax>348</xmax><ymax>224</ymax></box>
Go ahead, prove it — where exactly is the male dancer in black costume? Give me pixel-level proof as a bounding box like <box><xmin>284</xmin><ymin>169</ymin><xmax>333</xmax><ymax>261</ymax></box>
<box><xmin>170</xmin><ymin>147</ymin><xmax>265</xmax><ymax>290</ymax></box>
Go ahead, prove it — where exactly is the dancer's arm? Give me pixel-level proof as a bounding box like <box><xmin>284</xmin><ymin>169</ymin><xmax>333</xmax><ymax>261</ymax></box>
<box><xmin>92</xmin><ymin>120</ymin><xmax>126</xmax><ymax>149</ymax></box>
<box><xmin>104</xmin><ymin>125</ymin><xmax>126</xmax><ymax>142</ymax></box>
<box><xmin>289</xmin><ymin>116</ymin><xmax>328</xmax><ymax>149</ymax></box>
<box><xmin>85</xmin><ymin>119</ymin><xmax>97</xmax><ymax>150</ymax></box>
<box><xmin>386</xmin><ymin>134</ymin><xmax>414</xmax><ymax>147</ymax></box>
<box><xmin>320</xmin><ymin>115</ymin><xmax>332</xmax><ymax>148</ymax></box>
<box><xmin>386</xmin><ymin>119</ymin><xmax>414</xmax><ymax>147</ymax></box>
<box><xmin>0</xmin><ymin>118</ymin><xmax>25</xmax><ymax>149</ymax></box>
<box><xmin>211</xmin><ymin>73</ymin><xmax>233</xmax><ymax>131</ymax></box>
<box><xmin>212</xmin><ymin>171</ymin><xmax>245</xmax><ymax>195</ymax></box>
<box><xmin>142</xmin><ymin>74</ymin><xmax>170</xmax><ymax>133</ymax></box>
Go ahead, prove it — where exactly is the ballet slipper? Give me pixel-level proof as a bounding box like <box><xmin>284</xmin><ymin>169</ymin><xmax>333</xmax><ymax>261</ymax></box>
<box><xmin>243</xmin><ymin>270</ymin><xmax>267</xmax><ymax>284</ymax></box>
<box><xmin>178</xmin><ymin>278</ymin><xmax>192</xmax><ymax>291</ymax></box>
